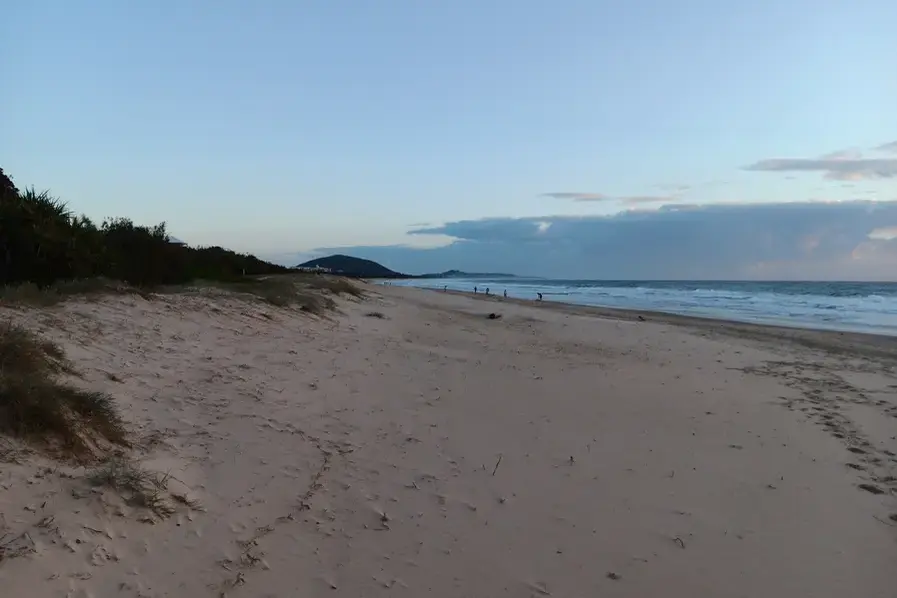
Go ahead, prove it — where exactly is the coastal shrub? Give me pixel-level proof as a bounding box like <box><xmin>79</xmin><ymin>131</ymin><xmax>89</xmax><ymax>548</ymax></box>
<box><xmin>0</xmin><ymin>321</ymin><xmax>127</xmax><ymax>454</ymax></box>
<box><xmin>0</xmin><ymin>167</ymin><xmax>290</xmax><ymax>291</ymax></box>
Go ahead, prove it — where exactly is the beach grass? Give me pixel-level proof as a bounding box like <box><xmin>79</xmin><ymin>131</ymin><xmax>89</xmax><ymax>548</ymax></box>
<box><xmin>88</xmin><ymin>457</ymin><xmax>176</xmax><ymax>517</ymax></box>
<box><xmin>0</xmin><ymin>321</ymin><xmax>127</xmax><ymax>455</ymax></box>
<box><xmin>0</xmin><ymin>278</ymin><xmax>147</xmax><ymax>307</ymax></box>
<box><xmin>1</xmin><ymin>273</ymin><xmax>364</xmax><ymax>315</ymax></box>
<box><xmin>168</xmin><ymin>273</ymin><xmax>364</xmax><ymax>314</ymax></box>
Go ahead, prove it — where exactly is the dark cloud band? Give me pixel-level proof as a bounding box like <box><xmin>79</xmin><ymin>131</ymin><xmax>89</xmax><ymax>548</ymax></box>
<box><xmin>309</xmin><ymin>200</ymin><xmax>897</xmax><ymax>281</ymax></box>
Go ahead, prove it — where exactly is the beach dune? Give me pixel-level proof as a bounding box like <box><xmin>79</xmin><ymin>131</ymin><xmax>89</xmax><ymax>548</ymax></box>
<box><xmin>1</xmin><ymin>283</ymin><xmax>895</xmax><ymax>597</ymax></box>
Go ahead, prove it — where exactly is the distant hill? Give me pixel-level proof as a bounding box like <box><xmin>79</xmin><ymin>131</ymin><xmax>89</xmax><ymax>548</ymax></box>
<box><xmin>296</xmin><ymin>254</ymin><xmax>408</xmax><ymax>278</ymax></box>
<box><xmin>417</xmin><ymin>269</ymin><xmax>518</xmax><ymax>279</ymax></box>
<box><xmin>295</xmin><ymin>256</ymin><xmax>519</xmax><ymax>280</ymax></box>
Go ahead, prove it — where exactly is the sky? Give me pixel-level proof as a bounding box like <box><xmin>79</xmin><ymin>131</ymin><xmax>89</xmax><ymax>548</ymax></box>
<box><xmin>4</xmin><ymin>0</ymin><xmax>896</xmax><ymax>279</ymax></box>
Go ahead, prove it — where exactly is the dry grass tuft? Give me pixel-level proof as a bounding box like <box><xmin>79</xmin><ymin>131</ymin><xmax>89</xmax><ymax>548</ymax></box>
<box><xmin>365</xmin><ymin>311</ymin><xmax>386</xmax><ymax>319</ymax></box>
<box><xmin>170</xmin><ymin>491</ymin><xmax>204</xmax><ymax>511</ymax></box>
<box><xmin>0</xmin><ymin>278</ymin><xmax>142</xmax><ymax>307</ymax></box>
<box><xmin>88</xmin><ymin>457</ymin><xmax>175</xmax><ymax>518</ymax></box>
<box><xmin>296</xmin><ymin>274</ymin><xmax>365</xmax><ymax>298</ymax></box>
<box><xmin>2</xmin><ymin>273</ymin><xmax>363</xmax><ymax>316</ymax></box>
<box><xmin>0</xmin><ymin>437</ymin><xmax>28</xmax><ymax>464</ymax></box>
<box><xmin>0</xmin><ymin>321</ymin><xmax>72</xmax><ymax>374</ymax></box>
<box><xmin>0</xmin><ymin>321</ymin><xmax>127</xmax><ymax>455</ymax></box>
<box><xmin>183</xmin><ymin>274</ymin><xmax>361</xmax><ymax>314</ymax></box>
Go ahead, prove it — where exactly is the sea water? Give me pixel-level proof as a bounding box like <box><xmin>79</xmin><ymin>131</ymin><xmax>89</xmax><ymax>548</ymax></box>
<box><xmin>387</xmin><ymin>278</ymin><xmax>897</xmax><ymax>336</ymax></box>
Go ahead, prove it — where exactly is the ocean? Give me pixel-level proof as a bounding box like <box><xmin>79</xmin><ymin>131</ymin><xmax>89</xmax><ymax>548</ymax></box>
<box><xmin>387</xmin><ymin>278</ymin><xmax>897</xmax><ymax>336</ymax></box>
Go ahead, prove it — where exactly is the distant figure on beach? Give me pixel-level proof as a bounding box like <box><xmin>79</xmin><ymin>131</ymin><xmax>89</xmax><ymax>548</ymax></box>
<box><xmin>444</xmin><ymin>285</ymin><xmax>447</xmax><ymax>292</ymax></box>
<box><xmin>485</xmin><ymin>288</ymin><xmax>490</xmax><ymax>295</ymax></box>
<box><xmin>474</xmin><ymin>286</ymin><xmax>478</xmax><ymax>294</ymax></box>
<box><xmin>537</xmin><ymin>292</ymin><xmax>543</xmax><ymax>301</ymax></box>
<box><xmin>503</xmin><ymin>290</ymin><xmax>507</xmax><ymax>298</ymax></box>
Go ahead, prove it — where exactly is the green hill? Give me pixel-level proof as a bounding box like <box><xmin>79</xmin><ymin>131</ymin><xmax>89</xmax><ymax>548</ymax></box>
<box><xmin>297</xmin><ymin>254</ymin><xmax>407</xmax><ymax>278</ymax></box>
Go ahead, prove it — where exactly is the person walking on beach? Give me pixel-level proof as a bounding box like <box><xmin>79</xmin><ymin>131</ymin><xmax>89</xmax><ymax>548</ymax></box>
<box><xmin>537</xmin><ymin>292</ymin><xmax>543</xmax><ymax>301</ymax></box>
<box><xmin>485</xmin><ymin>288</ymin><xmax>490</xmax><ymax>296</ymax></box>
<box><xmin>503</xmin><ymin>290</ymin><xmax>507</xmax><ymax>298</ymax></box>
<box><xmin>444</xmin><ymin>285</ymin><xmax>447</xmax><ymax>292</ymax></box>
<box><xmin>474</xmin><ymin>286</ymin><xmax>478</xmax><ymax>294</ymax></box>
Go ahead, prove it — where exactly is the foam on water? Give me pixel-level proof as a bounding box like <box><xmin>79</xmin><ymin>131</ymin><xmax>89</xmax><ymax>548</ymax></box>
<box><xmin>387</xmin><ymin>278</ymin><xmax>897</xmax><ymax>336</ymax></box>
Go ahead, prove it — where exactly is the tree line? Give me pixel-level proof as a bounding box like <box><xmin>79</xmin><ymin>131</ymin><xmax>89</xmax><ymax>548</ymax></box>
<box><xmin>0</xmin><ymin>168</ymin><xmax>289</xmax><ymax>288</ymax></box>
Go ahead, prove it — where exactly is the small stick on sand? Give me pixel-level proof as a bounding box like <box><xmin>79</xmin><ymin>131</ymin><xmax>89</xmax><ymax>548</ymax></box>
<box><xmin>673</xmin><ymin>536</ymin><xmax>686</xmax><ymax>549</ymax></box>
<box><xmin>492</xmin><ymin>454</ymin><xmax>503</xmax><ymax>476</ymax></box>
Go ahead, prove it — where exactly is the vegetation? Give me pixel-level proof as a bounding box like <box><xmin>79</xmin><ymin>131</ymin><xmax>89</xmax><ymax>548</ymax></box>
<box><xmin>0</xmin><ymin>167</ymin><xmax>290</xmax><ymax>291</ymax></box>
<box><xmin>297</xmin><ymin>255</ymin><xmax>518</xmax><ymax>280</ymax></box>
<box><xmin>297</xmin><ymin>254</ymin><xmax>408</xmax><ymax>278</ymax></box>
<box><xmin>0</xmin><ymin>168</ymin><xmax>366</xmax><ymax>455</ymax></box>
<box><xmin>0</xmin><ymin>321</ymin><xmax>126</xmax><ymax>455</ymax></box>
<box><xmin>88</xmin><ymin>457</ymin><xmax>180</xmax><ymax>518</ymax></box>
<box><xmin>179</xmin><ymin>276</ymin><xmax>341</xmax><ymax>313</ymax></box>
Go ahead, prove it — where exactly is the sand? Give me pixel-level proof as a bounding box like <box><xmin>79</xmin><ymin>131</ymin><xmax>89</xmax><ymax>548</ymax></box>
<box><xmin>1</xmin><ymin>283</ymin><xmax>895</xmax><ymax>597</ymax></box>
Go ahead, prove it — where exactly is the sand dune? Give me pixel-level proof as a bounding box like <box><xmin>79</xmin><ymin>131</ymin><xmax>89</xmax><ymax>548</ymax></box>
<box><xmin>1</xmin><ymin>284</ymin><xmax>895</xmax><ymax>597</ymax></box>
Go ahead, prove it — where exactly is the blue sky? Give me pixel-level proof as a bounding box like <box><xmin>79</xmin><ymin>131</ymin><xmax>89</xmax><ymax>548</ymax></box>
<box><xmin>4</xmin><ymin>1</ymin><xmax>897</xmax><ymax>279</ymax></box>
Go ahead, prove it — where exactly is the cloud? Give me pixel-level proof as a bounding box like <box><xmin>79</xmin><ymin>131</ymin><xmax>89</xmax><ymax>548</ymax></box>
<box><xmin>819</xmin><ymin>149</ymin><xmax>863</xmax><ymax>160</ymax></box>
<box><xmin>543</xmin><ymin>192</ymin><xmax>680</xmax><ymax>205</ymax></box>
<box><xmin>868</xmin><ymin>225</ymin><xmax>897</xmax><ymax>240</ymax></box>
<box><xmin>618</xmin><ymin>196</ymin><xmax>675</xmax><ymax>205</ymax></box>
<box><xmin>746</xmin><ymin>142</ymin><xmax>897</xmax><ymax>180</ymax></box>
<box><xmin>744</xmin><ymin>157</ymin><xmax>897</xmax><ymax>181</ymax></box>
<box><xmin>655</xmin><ymin>184</ymin><xmax>691</xmax><ymax>193</ymax></box>
<box><xmin>303</xmin><ymin>200</ymin><xmax>897</xmax><ymax>280</ymax></box>
<box><xmin>541</xmin><ymin>192</ymin><xmax>609</xmax><ymax>202</ymax></box>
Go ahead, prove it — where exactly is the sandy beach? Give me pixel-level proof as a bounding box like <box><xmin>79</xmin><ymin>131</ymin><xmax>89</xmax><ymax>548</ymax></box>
<box><xmin>1</xmin><ymin>282</ymin><xmax>896</xmax><ymax>597</ymax></box>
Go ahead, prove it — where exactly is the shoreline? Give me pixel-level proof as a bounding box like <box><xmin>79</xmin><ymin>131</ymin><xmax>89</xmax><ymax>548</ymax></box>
<box><xmin>401</xmin><ymin>285</ymin><xmax>897</xmax><ymax>362</ymax></box>
<box><xmin>381</xmin><ymin>280</ymin><xmax>897</xmax><ymax>340</ymax></box>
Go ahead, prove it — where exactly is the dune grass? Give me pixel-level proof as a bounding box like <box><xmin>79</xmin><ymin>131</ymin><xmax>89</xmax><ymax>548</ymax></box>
<box><xmin>0</xmin><ymin>274</ymin><xmax>361</xmax><ymax>456</ymax></box>
<box><xmin>88</xmin><ymin>457</ymin><xmax>176</xmax><ymax>517</ymax></box>
<box><xmin>1</xmin><ymin>273</ymin><xmax>364</xmax><ymax>316</ymax></box>
<box><xmin>296</xmin><ymin>274</ymin><xmax>365</xmax><ymax>298</ymax></box>
<box><xmin>167</xmin><ymin>273</ymin><xmax>364</xmax><ymax>314</ymax></box>
<box><xmin>0</xmin><ymin>278</ymin><xmax>144</xmax><ymax>307</ymax></box>
<box><xmin>0</xmin><ymin>321</ymin><xmax>126</xmax><ymax>455</ymax></box>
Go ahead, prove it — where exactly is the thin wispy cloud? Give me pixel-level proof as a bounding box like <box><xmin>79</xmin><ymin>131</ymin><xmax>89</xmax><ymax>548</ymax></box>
<box><xmin>541</xmin><ymin>192</ymin><xmax>610</xmax><ymax>201</ymax></box>
<box><xmin>819</xmin><ymin>149</ymin><xmax>864</xmax><ymax>160</ymax></box>
<box><xmin>868</xmin><ymin>225</ymin><xmax>897</xmax><ymax>240</ymax></box>
<box><xmin>876</xmin><ymin>141</ymin><xmax>897</xmax><ymax>153</ymax></box>
<box><xmin>619</xmin><ymin>196</ymin><xmax>676</xmax><ymax>205</ymax></box>
<box><xmin>744</xmin><ymin>156</ymin><xmax>897</xmax><ymax>181</ymax></box>
<box><xmin>654</xmin><ymin>184</ymin><xmax>691</xmax><ymax>193</ymax></box>
<box><xmin>543</xmin><ymin>192</ymin><xmax>680</xmax><ymax>205</ymax></box>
